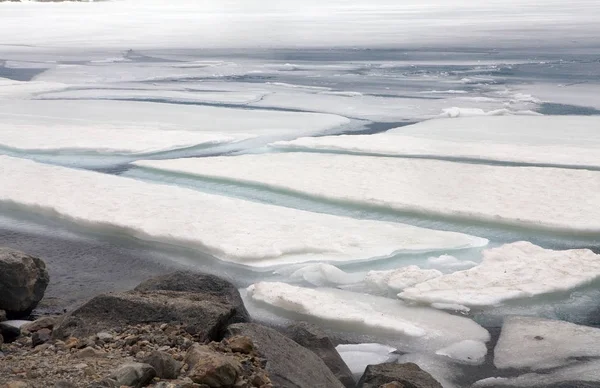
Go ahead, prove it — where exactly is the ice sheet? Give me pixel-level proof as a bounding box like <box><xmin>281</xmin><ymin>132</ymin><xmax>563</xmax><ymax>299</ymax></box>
<box><xmin>399</xmin><ymin>242</ymin><xmax>600</xmax><ymax>307</ymax></box>
<box><xmin>1</xmin><ymin>0</ymin><xmax>598</xmax><ymax>50</ymax></box>
<box><xmin>247</xmin><ymin>282</ymin><xmax>490</xmax><ymax>351</ymax></box>
<box><xmin>494</xmin><ymin>316</ymin><xmax>600</xmax><ymax>370</ymax></box>
<box><xmin>133</xmin><ymin>153</ymin><xmax>600</xmax><ymax>234</ymax></box>
<box><xmin>474</xmin><ymin>361</ymin><xmax>600</xmax><ymax>387</ymax></box>
<box><xmin>0</xmin><ymin>156</ymin><xmax>487</xmax><ymax>268</ymax></box>
<box><xmin>0</xmin><ymin>100</ymin><xmax>350</xmax><ymax>138</ymax></box>
<box><xmin>272</xmin><ymin>116</ymin><xmax>600</xmax><ymax>168</ymax></box>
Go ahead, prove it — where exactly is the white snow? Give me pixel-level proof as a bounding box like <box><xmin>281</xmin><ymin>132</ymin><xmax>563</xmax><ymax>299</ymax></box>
<box><xmin>271</xmin><ymin>116</ymin><xmax>600</xmax><ymax>168</ymax></box>
<box><xmin>494</xmin><ymin>316</ymin><xmax>600</xmax><ymax>370</ymax></box>
<box><xmin>437</xmin><ymin>107</ymin><xmax>540</xmax><ymax>118</ymax></box>
<box><xmin>133</xmin><ymin>153</ymin><xmax>600</xmax><ymax>234</ymax></box>
<box><xmin>435</xmin><ymin>340</ymin><xmax>487</xmax><ymax>365</ymax></box>
<box><xmin>335</xmin><ymin>343</ymin><xmax>398</xmax><ymax>376</ymax></box>
<box><xmin>364</xmin><ymin>266</ymin><xmax>442</xmax><ymax>293</ymax></box>
<box><xmin>1</xmin><ymin>0</ymin><xmax>598</xmax><ymax>50</ymax></box>
<box><xmin>399</xmin><ymin>242</ymin><xmax>600</xmax><ymax>307</ymax></box>
<box><xmin>427</xmin><ymin>255</ymin><xmax>477</xmax><ymax>270</ymax></box>
<box><xmin>247</xmin><ymin>282</ymin><xmax>490</xmax><ymax>351</ymax></box>
<box><xmin>0</xmin><ymin>156</ymin><xmax>487</xmax><ymax>268</ymax></box>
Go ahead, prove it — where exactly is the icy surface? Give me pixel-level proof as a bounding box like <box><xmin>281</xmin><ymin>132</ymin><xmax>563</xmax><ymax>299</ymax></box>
<box><xmin>272</xmin><ymin>116</ymin><xmax>600</xmax><ymax>168</ymax></box>
<box><xmin>247</xmin><ymin>282</ymin><xmax>490</xmax><ymax>351</ymax></box>
<box><xmin>0</xmin><ymin>121</ymin><xmax>251</xmax><ymax>155</ymax></box>
<box><xmin>134</xmin><ymin>153</ymin><xmax>600</xmax><ymax>234</ymax></box>
<box><xmin>435</xmin><ymin>340</ymin><xmax>487</xmax><ymax>365</ymax></box>
<box><xmin>335</xmin><ymin>343</ymin><xmax>398</xmax><ymax>376</ymax></box>
<box><xmin>427</xmin><ymin>255</ymin><xmax>477</xmax><ymax>270</ymax></box>
<box><xmin>494</xmin><ymin>316</ymin><xmax>600</xmax><ymax>370</ymax></box>
<box><xmin>399</xmin><ymin>242</ymin><xmax>600</xmax><ymax>307</ymax></box>
<box><xmin>0</xmin><ymin>156</ymin><xmax>487</xmax><ymax>268</ymax></box>
<box><xmin>285</xmin><ymin>263</ymin><xmax>362</xmax><ymax>286</ymax></box>
<box><xmin>474</xmin><ymin>360</ymin><xmax>600</xmax><ymax>387</ymax></box>
<box><xmin>364</xmin><ymin>266</ymin><xmax>442</xmax><ymax>293</ymax></box>
<box><xmin>397</xmin><ymin>353</ymin><xmax>461</xmax><ymax>388</ymax></box>
<box><xmin>1</xmin><ymin>0</ymin><xmax>598</xmax><ymax>50</ymax></box>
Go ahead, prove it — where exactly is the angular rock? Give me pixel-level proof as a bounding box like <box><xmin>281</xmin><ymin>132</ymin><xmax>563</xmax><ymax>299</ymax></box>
<box><xmin>109</xmin><ymin>362</ymin><xmax>156</xmax><ymax>388</ymax></box>
<box><xmin>0</xmin><ymin>248</ymin><xmax>49</xmax><ymax>318</ymax></box>
<box><xmin>357</xmin><ymin>363</ymin><xmax>443</xmax><ymax>388</ymax></box>
<box><xmin>286</xmin><ymin>321</ymin><xmax>355</xmax><ymax>388</ymax></box>
<box><xmin>54</xmin><ymin>272</ymin><xmax>249</xmax><ymax>341</ymax></box>
<box><xmin>184</xmin><ymin>344</ymin><xmax>241</xmax><ymax>387</ymax></box>
<box><xmin>225</xmin><ymin>335</ymin><xmax>254</xmax><ymax>354</ymax></box>
<box><xmin>226</xmin><ymin>323</ymin><xmax>345</xmax><ymax>388</ymax></box>
<box><xmin>144</xmin><ymin>350</ymin><xmax>182</xmax><ymax>379</ymax></box>
<box><xmin>21</xmin><ymin>316</ymin><xmax>59</xmax><ymax>333</ymax></box>
<box><xmin>0</xmin><ymin>322</ymin><xmax>21</xmax><ymax>343</ymax></box>
<box><xmin>31</xmin><ymin>328</ymin><xmax>51</xmax><ymax>347</ymax></box>
<box><xmin>134</xmin><ymin>271</ymin><xmax>250</xmax><ymax>324</ymax></box>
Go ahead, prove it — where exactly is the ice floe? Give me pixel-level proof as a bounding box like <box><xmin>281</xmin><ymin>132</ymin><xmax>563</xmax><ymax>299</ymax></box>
<box><xmin>0</xmin><ymin>156</ymin><xmax>487</xmax><ymax>268</ymax></box>
<box><xmin>247</xmin><ymin>282</ymin><xmax>490</xmax><ymax>351</ymax></box>
<box><xmin>435</xmin><ymin>340</ymin><xmax>487</xmax><ymax>365</ymax></box>
<box><xmin>272</xmin><ymin>116</ymin><xmax>600</xmax><ymax>168</ymax></box>
<box><xmin>282</xmin><ymin>263</ymin><xmax>362</xmax><ymax>286</ymax></box>
<box><xmin>364</xmin><ymin>266</ymin><xmax>442</xmax><ymax>293</ymax></box>
<box><xmin>335</xmin><ymin>343</ymin><xmax>398</xmax><ymax>377</ymax></box>
<box><xmin>494</xmin><ymin>316</ymin><xmax>600</xmax><ymax>370</ymax></box>
<box><xmin>133</xmin><ymin>153</ymin><xmax>600</xmax><ymax>234</ymax></box>
<box><xmin>399</xmin><ymin>242</ymin><xmax>600</xmax><ymax>307</ymax></box>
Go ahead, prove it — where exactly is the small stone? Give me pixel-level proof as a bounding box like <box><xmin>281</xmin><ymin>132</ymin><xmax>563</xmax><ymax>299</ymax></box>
<box><xmin>185</xmin><ymin>344</ymin><xmax>241</xmax><ymax>387</ymax></box>
<box><xmin>73</xmin><ymin>362</ymin><xmax>89</xmax><ymax>370</ymax></box>
<box><xmin>64</xmin><ymin>337</ymin><xmax>80</xmax><ymax>349</ymax></box>
<box><xmin>32</xmin><ymin>328</ymin><xmax>52</xmax><ymax>347</ymax></box>
<box><xmin>54</xmin><ymin>381</ymin><xmax>77</xmax><ymax>388</ymax></box>
<box><xmin>74</xmin><ymin>346</ymin><xmax>106</xmax><ymax>359</ymax></box>
<box><xmin>109</xmin><ymin>362</ymin><xmax>156</xmax><ymax>388</ymax></box>
<box><xmin>379</xmin><ymin>383</ymin><xmax>405</xmax><ymax>388</ymax></box>
<box><xmin>97</xmin><ymin>332</ymin><xmax>114</xmax><ymax>341</ymax></box>
<box><xmin>226</xmin><ymin>336</ymin><xmax>254</xmax><ymax>354</ymax></box>
<box><xmin>21</xmin><ymin>316</ymin><xmax>58</xmax><ymax>333</ymax></box>
<box><xmin>2</xmin><ymin>381</ymin><xmax>31</xmax><ymax>388</ymax></box>
<box><xmin>0</xmin><ymin>322</ymin><xmax>21</xmax><ymax>343</ymax></box>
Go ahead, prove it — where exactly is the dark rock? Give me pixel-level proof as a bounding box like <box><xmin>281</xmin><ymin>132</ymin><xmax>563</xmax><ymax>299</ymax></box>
<box><xmin>109</xmin><ymin>362</ymin><xmax>156</xmax><ymax>388</ymax></box>
<box><xmin>87</xmin><ymin>379</ymin><xmax>119</xmax><ymax>388</ymax></box>
<box><xmin>0</xmin><ymin>248</ymin><xmax>49</xmax><ymax>318</ymax></box>
<box><xmin>54</xmin><ymin>272</ymin><xmax>250</xmax><ymax>341</ymax></box>
<box><xmin>226</xmin><ymin>323</ymin><xmax>345</xmax><ymax>388</ymax></box>
<box><xmin>286</xmin><ymin>321</ymin><xmax>355</xmax><ymax>388</ymax></box>
<box><xmin>144</xmin><ymin>350</ymin><xmax>182</xmax><ymax>379</ymax></box>
<box><xmin>0</xmin><ymin>322</ymin><xmax>21</xmax><ymax>343</ymax></box>
<box><xmin>21</xmin><ymin>316</ymin><xmax>59</xmax><ymax>333</ymax></box>
<box><xmin>54</xmin><ymin>381</ymin><xmax>77</xmax><ymax>388</ymax></box>
<box><xmin>0</xmin><ymin>310</ymin><xmax>6</xmax><ymax>322</ymax></box>
<box><xmin>357</xmin><ymin>363</ymin><xmax>443</xmax><ymax>388</ymax></box>
<box><xmin>134</xmin><ymin>271</ymin><xmax>249</xmax><ymax>324</ymax></box>
<box><xmin>184</xmin><ymin>343</ymin><xmax>241</xmax><ymax>387</ymax></box>
<box><xmin>31</xmin><ymin>328</ymin><xmax>52</xmax><ymax>347</ymax></box>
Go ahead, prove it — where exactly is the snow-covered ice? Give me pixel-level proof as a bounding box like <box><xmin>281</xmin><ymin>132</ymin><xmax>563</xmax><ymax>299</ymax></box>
<box><xmin>399</xmin><ymin>242</ymin><xmax>600</xmax><ymax>307</ymax></box>
<box><xmin>474</xmin><ymin>361</ymin><xmax>600</xmax><ymax>387</ymax></box>
<box><xmin>272</xmin><ymin>116</ymin><xmax>600</xmax><ymax>169</ymax></box>
<box><xmin>427</xmin><ymin>255</ymin><xmax>477</xmax><ymax>271</ymax></box>
<box><xmin>494</xmin><ymin>316</ymin><xmax>600</xmax><ymax>370</ymax></box>
<box><xmin>284</xmin><ymin>263</ymin><xmax>362</xmax><ymax>286</ymax></box>
<box><xmin>247</xmin><ymin>282</ymin><xmax>490</xmax><ymax>351</ymax></box>
<box><xmin>335</xmin><ymin>343</ymin><xmax>398</xmax><ymax>376</ymax></box>
<box><xmin>134</xmin><ymin>153</ymin><xmax>600</xmax><ymax>234</ymax></box>
<box><xmin>0</xmin><ymin>156</ymin><xmax>487</xmax><ymax>268</ymax></box>
<box><xmin>435</xmin><ymin>340</ymin><xmax>487</xmax><ymax>365</ymax></box>
<box><xmin>364</xmin><ymin>266</ymin><xmax>442</xmax><ymax>293</ymax></box>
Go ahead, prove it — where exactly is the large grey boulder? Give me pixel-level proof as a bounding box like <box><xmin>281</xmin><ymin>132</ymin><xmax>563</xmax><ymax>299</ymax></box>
<box><xmin>226</xmin><ymin>323</ymin><xmax>345</xmax><ymax>388</ymax></box>
<box><xmin>0</xmin><ymin>248</ymin><xmax>49</xmax><ymax>318</ymax></box>
<box><xmin>357</xmin><ymin>362</ymin><xmax>443</xmax><ymax>388</ymax></box>
<box><xmin>54</xmin><ymin>272</ymin><xmax>250</xmax><ymax>341</ymax></box>
<box><xmin>286</xmin><ymin>321</ymin><xmax>355</xmax><ymax>388</ymax></box>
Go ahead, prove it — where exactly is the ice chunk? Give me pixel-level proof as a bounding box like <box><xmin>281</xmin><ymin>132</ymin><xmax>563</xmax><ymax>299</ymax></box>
<box><xmin>437</xmin><ymin>107</ymin><xmax>540</xmax><ymax>118</ymax></box>
<box><xmin>364</xmin><ymin>266</ymin><xmax>442</xmax><ymax>293</ymax></box>
<box><xmin>400</xmin><ymin>242</ymin><xmax>600</xmax><ymax>307</ymax></box>
<box><xmin>134</xmin><ymin>153</ymin><xmax>600</xmax><ymax>234</ymax></box>
<box><xmin>1</xmin><ymin>320</ymin><xmax>32</xmax><ymax>329</ymax></box>
<box><xmin>0</xmin><ymin>156</ymin><xmax>487</xmax><ymax>268</ymax></box>
<box><xmin>474</xmin><ymin>360</ymin><xmax>600</xmax><ymax>387</ymax></box>
<box><xmin>435</xmin><ymin>340</ymin><xmax>487</xmax><ymax>365</ymax></box>
<box><xmin>494</xmin><ymin>316</ymin><xmax>600</xmax><ymax>370</ymax></box>
<box><xmin>427</xmin><ymin>255</ymin><xmax>477</xmax><ymax>270</ymax></box>
<box><xmin>0</xmin><ymin>121</ymin><xmax>251</xmax><ymax>155</ymax></box>
<box><xmin>336</xmin><ymin>343</ymin><xmax>398</xmax><ymax>376</ymax></box>
<box><xmin>286</xmin><ymin>263</ymin><xmax>362</xmax><ymax>286</ymax></box>
<box><xmin>271</xmin><ymin>116</ymin><xmax>600</xmax><ymax>169</ymax></box>
<box><xmin>397</xmin><ymin>353</ymin><xmax>461</xmax><ymax>388</ymax></box>
<box><xmin>247</xmin><ymin>282</ymin><xmax>490</xmax><ymax>351</ymax></box>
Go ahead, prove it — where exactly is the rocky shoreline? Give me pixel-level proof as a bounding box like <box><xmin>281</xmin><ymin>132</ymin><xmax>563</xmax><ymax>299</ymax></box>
<box><xmin>0</xmin><ymin>247</ymin><xmax>443</xmax><ymax>388</ymax></box>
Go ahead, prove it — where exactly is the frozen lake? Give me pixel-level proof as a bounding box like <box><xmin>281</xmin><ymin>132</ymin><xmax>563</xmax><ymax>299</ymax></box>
<box><xmin>1</xmin><ymin>1</ymin><xmax>600</xmax><ymax>386</ymax></box>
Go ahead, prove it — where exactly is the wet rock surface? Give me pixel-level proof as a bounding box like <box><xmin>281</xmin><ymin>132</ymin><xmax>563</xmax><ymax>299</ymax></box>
<box><xmin>357</xmin><ymin>363</ymin><xmax>443</xmax><ymax>388</ymax></box>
